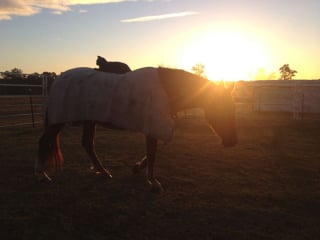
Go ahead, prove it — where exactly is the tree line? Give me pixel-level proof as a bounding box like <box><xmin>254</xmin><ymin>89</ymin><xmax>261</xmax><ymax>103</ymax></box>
<box><xmin>0</xmin><ymin>68</ymin><xmax>57</xmax><ymax>95</ymax></box>
<box><xmin>0</xmin><ymin>68</ymin><xmax>57</xmax><ymax>81</ymax></box>
<box><xmin>1</xmin><ymin>64</ymin><xmax>298</xmax><ymax>82</ymax></box>
<box><xmin>191</xmin><ymin>63</ymin><xmax>298</xmax><ymax>80</ymax></box>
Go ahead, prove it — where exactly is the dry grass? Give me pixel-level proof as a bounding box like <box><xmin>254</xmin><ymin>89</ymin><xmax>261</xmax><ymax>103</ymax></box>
<box><xmin>0</xmin><ymin>112</ymin><xmax>320</xmax><ymax>240</ymax></box>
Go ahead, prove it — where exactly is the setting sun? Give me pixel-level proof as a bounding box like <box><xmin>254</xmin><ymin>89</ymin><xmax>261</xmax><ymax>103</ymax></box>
<box><xmin>178</xmin><ymin>28</ymin><xmax>271</xmax><ymax>81</ymax></box>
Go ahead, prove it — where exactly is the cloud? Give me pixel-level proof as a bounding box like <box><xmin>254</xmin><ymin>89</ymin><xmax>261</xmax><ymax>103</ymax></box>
<box><xmin>121</xmin><ymin>11</ymin><xmax>198</xmax><ymax>23</ymax></box>
<box><xmin>0</xmin><ymin>1</ymin><xmax>42</xmax><ymax>20</ymax></box>
<box><xmin>0</xmin><ymin>0</ymin><xmax>137</xmax><ymax>20</ymax></box>
<box><xmin>78</xmin><ymin>9</ymin><xmax>88</xmax><ymax>13</ymax></box>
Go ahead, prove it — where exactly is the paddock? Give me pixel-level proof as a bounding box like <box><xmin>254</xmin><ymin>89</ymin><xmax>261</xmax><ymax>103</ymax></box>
<box><xmin>1</xmin><ymin>111</ymin><xmax>319</xmax><ymax>239</ymax></box>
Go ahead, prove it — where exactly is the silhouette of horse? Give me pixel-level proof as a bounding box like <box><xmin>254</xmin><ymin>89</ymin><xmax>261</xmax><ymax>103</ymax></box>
<box><xmin>35</xmin><ymin>67</ymin><xmax>237</xmax><ymax>191</ymax></box>
<box><xmin>96</xmin><ymin>56</ymin><xmax>131</xmax><ymax>73</ymax></box>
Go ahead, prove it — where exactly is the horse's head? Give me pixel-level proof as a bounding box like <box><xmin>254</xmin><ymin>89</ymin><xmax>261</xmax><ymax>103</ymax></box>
<box><xmin>204</xmin><ymin>83</ymin><xmax>238</xmax><ymax>147</ymax></box>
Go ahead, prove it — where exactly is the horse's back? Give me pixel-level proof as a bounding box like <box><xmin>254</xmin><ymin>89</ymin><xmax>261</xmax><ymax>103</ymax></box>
<box><xmin>48</xmin><ymin>68</ymin><xmax>121</xmax><ymax>124</ymax></box>
<box><xmin>47</xmin><ymin>67</ymin><xmax>174</xmax><ymax>141</ymax></box>
<box><xmin>58</xmin><ymin>67</ymin><xmax>119</xmax><ymax>82</ymax></box>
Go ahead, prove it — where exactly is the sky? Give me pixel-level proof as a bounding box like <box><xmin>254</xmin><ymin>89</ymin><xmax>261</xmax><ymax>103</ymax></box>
<box><xmin>0</xmin><ymin>0</ymin><xmax>319</xmax><ymax>81</ymax></box>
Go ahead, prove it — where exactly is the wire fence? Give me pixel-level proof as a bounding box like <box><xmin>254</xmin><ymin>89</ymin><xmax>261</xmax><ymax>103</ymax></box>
<box><xmin>0</xmin><ymin>95</ymin><xmax>46</xmax><ymax>128</ymax></box>
<box><xmin>0</xmin><ymin>77</ymin><xmax>48</xmax><ymax>128</ymax></box>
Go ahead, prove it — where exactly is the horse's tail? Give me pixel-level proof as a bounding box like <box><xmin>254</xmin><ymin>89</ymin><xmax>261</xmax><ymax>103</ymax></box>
<box><xmin>36</xmin><ymin>108</ymin><xmax>64</xmax><ymax>178</ymax></box>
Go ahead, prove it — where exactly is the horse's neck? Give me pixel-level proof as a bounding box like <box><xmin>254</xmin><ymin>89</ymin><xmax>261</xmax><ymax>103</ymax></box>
<box><xmin>158</xmin><ymin>68</ymin><xmax>211</xmax><ymax>113</ymax></box>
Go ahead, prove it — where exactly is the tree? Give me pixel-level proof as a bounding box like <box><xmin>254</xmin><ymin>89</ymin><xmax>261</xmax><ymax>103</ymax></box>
<box><xmin>191</xmin><ymin>63</ymin><xmax>207</xmax><ymax>78</ymax></box>
<box><xmin>42</xmin><ymin>72</ymin><xmax>57</xmax><ymax>81</ymax></box>
<box><xmin>279</xmin><ymin>64</ymin><xmax>297</xmax><ymax>80</ymax></box>
<box><xmin>1</xmin><ymin>68</ymin><xmax>23</xmax><ymax>80</ymax></box>
<box><xmin>0</xmin><ymin>71</ymin><xmax>9</xmax><ymax>79</ymax></box>
<box><xmin>27</xmin><ymin>72</ymin><xmax>41</xmax><ymax>81</ymax></box>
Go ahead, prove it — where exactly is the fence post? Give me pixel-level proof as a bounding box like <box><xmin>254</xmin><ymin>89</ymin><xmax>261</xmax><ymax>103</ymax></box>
<box><xmin>42</xmin><ymin>75</ymin><xmax>48</xmax><ymax>96</ymax></box>
<box><xmin>301</xmin><ymin>93</ymin><xmax>304</xmax><ymax>120</ymax></box>
<box><xmin>29</xmin><ymin>96</ymin><xmax>35</xmax><ymax>128</ymax></box>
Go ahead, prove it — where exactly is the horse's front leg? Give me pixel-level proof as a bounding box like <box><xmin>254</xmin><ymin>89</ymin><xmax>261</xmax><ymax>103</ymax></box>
<box><xmin>82</xmin><ymin>121</ymin><xmax>112</xmax><ymax>179</ymax></box>
<box><xmin>145</xmin><ymin>136</ymin><xmax>162</xmax><ymax>191</ymax></box>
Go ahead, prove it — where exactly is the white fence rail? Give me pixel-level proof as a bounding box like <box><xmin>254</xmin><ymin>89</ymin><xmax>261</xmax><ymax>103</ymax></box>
<box><xmin>0</xmin><ymin>76</ymin><xmax>48</xmax><ymax>96</ymax></box>
<box><xmin>234</xmin><ymin>80</ymin><xmax>320</xmax><ymax>119</ymax></box>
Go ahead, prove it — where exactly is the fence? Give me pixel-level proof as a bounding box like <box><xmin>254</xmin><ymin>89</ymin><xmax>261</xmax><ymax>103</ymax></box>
<box><xmin>0</xmin><ymin>77</ymin><xmax>48</xmax><ymax>128</ymax></box>
<box><xmin>235</xmin><ymin>80</ymin><xmax>320</xmax><ymax>120</ymax></box>
<box><xmin>1</xmin><ymin>80</ymin><xmax>320</xmax><ymax>128</ymax></box>
<box><xmin>0</xmin><ymin>95</ymin><xmax>46</xmax><ymax>128</ymax></box>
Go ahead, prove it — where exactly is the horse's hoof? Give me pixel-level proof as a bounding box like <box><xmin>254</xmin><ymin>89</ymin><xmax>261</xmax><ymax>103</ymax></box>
<box><xmin>147</xmin><ymin>179</ymin><xmax>162</xmax><ymax>193</ymax></box>
<box><xmin>106</xmin><ymin>172</ymin><xmax>113</xmax><ymax>179</ymax></box>
<box><xmin>90</xmin><ymin>166</ymin><xmax>101</xmax><ymax>174</ymax></box>
<box><xmin>35</xmin><ymin>171</ymin><xmax>52</xmax><ymax>182</ymax></box>
<box><xmin>103</xmin><ymin>169</ymin><xmax>113</xmax><ymax>179</ymax></box>
<box><xmin>90</xmin><ymin>166</ymin><xmax>112</xmax><ymax>179</ymax></box>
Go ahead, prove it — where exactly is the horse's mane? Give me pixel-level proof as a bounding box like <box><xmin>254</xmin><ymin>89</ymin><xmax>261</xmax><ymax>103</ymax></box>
<box><xmin>158</xmin><ymin>66</ymin><xmax>211</xmax><ymax>83</ymax></box>
<box><xmin>157</xmin><ymin>67</ymin><xmax>214</xmax><ymax>111</ymax></box>
<box><xmin>158</xmin><ymin>67</ymin><xmax>213</xmax><ymax>93</ymax></box>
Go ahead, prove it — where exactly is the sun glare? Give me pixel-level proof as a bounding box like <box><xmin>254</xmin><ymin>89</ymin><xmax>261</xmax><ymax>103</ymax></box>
<box><xmin>178</xmin><ymin>29</ymin><xmax>270</xmax><ymax>81</ymax></box>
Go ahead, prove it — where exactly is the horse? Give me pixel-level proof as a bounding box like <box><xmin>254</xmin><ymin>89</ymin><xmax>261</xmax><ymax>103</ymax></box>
<box><xmin>35</xmin><ymin>67</ymin><xmax>237</xmax><ymax>191</ymax></box>
<box><xmin>96</xmin><ymin>55</ymin><xmax>131</xmax><ymax>73</ymax></box>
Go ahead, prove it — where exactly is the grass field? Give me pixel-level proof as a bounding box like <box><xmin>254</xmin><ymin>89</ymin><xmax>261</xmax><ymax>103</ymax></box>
<box><xmin>1</xmin><ymin>112</ymin><xmax>320</xmax><ymax>240</ymax></box>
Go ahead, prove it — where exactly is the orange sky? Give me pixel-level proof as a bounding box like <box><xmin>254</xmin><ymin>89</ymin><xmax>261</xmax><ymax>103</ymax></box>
<box><xmin>0</xmin><ymin>0</ymin><xmax>319</xmax><ymax>80</ymax></box>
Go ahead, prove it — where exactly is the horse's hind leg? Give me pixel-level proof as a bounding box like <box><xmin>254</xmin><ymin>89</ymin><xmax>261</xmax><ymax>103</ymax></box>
<box><xmin>82</xmin><ymin>121</ymin><xmax>112</xmax><ymax>179</ymax></box>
